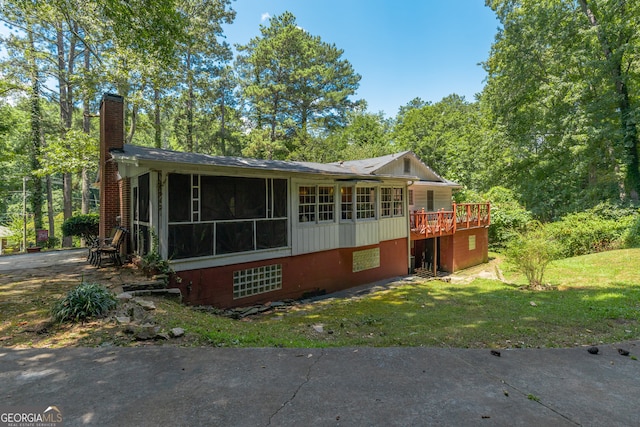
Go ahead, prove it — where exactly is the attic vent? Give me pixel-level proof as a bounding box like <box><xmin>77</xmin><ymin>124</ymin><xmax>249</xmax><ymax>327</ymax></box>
<box><xmin>404</xmin><ymin>158</ymin><xmax>411</xmax><ymax>173</ymax></box>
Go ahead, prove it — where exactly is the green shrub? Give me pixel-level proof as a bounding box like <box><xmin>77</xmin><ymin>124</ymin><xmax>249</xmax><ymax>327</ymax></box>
<box><xmin>61</xmin><ymin>214</ymin><xmax>99</xmax><ymax>242</ymax></box>
<box><xmin>545</xmin><ymin>205</ymin><xmax>635</xmax><ymax>258</ymax></box>
<box><xmin>622</xmin><ymin>215</ymin><xmax>640</xmax><ymax>248</ymax></box>
<box><xmin>506</xmin><ymin>222</ymin><xmax>560</xmax><ymax>288</ymax></box>
<box><xmin>51</xmin><ymin>283</ymin><xmax>117</xmax><ymax>323</ymax></box>
<box><xmin>482</xmin><ymin>186</ymin><xmax>533</xmax><ymax>249</ymax></box>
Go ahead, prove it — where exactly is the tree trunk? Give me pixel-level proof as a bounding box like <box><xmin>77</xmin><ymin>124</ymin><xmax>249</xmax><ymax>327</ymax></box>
<box><xmin>154</xmin><ymin>87</ymin><xmax>162</xmax><ymax>148</ymax></box>
<box><xmin>81</xmin><ymin>43</ymin><xmax>91</xmax><ymax>215</ymax></box>
<box><xmin>27</xmin><ymin>26</ymin><xmax>43</xmax><ymax>231</ymax></box>
<box><xmin>46</xmin><ymin>176</ymin><xmax>55</xmax><ymax>242</ymax></box>
<box><xmin>186</xmin><ymin>50</ymin><xmax>194</xmax><ymax>152</ymax></box>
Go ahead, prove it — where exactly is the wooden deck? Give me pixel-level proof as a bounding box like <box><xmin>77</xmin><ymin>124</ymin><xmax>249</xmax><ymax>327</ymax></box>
<box><xmin>409</xmin><ymin>203</ymin><xmax>490</xmax><ymax>240</ymax></box>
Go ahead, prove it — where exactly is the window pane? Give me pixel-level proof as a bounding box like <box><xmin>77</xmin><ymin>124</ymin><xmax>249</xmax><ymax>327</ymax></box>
<box><xmin>341</xmin><ymin>186</ymin><xmax>353</xmax><ymax>220</ymax></box>
<box><xmin>394</xmin><ymin>187</ymin><xmax>404</xmax><ymax>216</ymax></box>
<box><xmin>318</xmin><ymin>186</ymin><xmax>334</xmax><ymax>222</ymax></box>
<box><xmin>381</xmin><ymin>187</ymin><xmax>392</xmax><ymax>218</ymax></box>
<box><xmin>298</xmin><ymin>186</ymin><xmax>316</xmax><ymax>222</ymax></box>
<box><xmin>168</xmin><ymin>174</ymin><xmax>191</xmax><ymax>222</ymax></box>
<box><xmin>256</xmin><ymin>219</ymin><xmax>287</xmax><ymax>249</ymax></box>
<box><xmin>168</xmin><ymin>223</ymin><xmax>214</xmax><ymax>259</ymax></box>
<box><xmin>427</xmin><ymin>190</ymin><xmax>434</xmax><ymax>211</ymax></box>
<box><xmin>356</xmin><ymin>187</ymin><xmax>375</xmax><ymax>219</ymax></box>
<box><xmin>216</xmin><ymin>221</ymin><xmax>254</xmax><ymax>254</ymax></box>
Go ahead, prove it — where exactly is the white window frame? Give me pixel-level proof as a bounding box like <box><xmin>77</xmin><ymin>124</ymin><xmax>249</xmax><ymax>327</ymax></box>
<box><xmin>298</xmin><ymin>184</ymin><xmax>335</xmax><ymax>224</ymax></box>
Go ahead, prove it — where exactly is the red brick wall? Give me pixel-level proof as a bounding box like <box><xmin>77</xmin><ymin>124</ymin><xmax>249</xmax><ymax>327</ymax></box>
<box><xmin>172</xmin><ymin>238</ymin><xmax>408</xmax><ymax>308</ymax></box>
<box><xmin>99</xmin><ymin>94</ymin><xmax>125</xmax><ymax>239</ymax></box>
<box><xmin>451</xmin><ymin>227</ymin><xmax>489</xmax><ymax>272</ymax></box>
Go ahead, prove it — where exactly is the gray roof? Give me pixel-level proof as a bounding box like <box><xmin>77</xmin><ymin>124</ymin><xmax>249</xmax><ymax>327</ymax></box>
<box><xmin>111</xmin><ymin>145</ymin><xmax>413</xmax><ymax>180</ymax></box>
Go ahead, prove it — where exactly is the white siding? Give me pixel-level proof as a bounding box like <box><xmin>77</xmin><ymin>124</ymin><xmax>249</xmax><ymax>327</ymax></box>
<box><xmin>355</xmin><ymin>220</ymin><xmax>380</xmax><ymax>247</ymax></box>
<box><xmin>292</xmin><ymin>223</ymin><xmax>340</xmax><ymax>255</ymax></box>
<box><xmin>409</xmin><ymin>186</ymin><xmax>453</xmax><ymax>212</ymax></box>
<box><xmin>379</xmin><ymin>217</ymin><xmax>407</xmax><ymax>241</ymax></box>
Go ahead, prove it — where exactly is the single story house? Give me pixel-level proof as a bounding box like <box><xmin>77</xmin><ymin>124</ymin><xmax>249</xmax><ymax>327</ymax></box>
<box><xmin>99</xmin><ymin>94</ymin><xmax>490</xmax><ymax>308</ymax></box>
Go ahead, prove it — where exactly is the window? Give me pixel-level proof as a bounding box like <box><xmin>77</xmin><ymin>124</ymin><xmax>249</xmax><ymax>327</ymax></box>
<box><xmin>393</xmin><ymin>187</ymin><xmax>404</xmax><ymax>216</ymax></box>
<box><xmin>341</xmin><ymin>186</ymin><xmax>353</xmax><ymax>220</ymax></box>
<box><xmin>356</xmin><ymin>187</ymin><xmax>375</xmax><ymax>219</ymax></box>
<box><xmin>408</xmin><ymin>189</ymin><xmax>414</xmax><ymax>205</ymax></box>
<box><xmin>298</xmin><ymin>185</ymin><xmax>335</xmax><ymax>223</ymax></box>
<box><xmin>427</xmin><ymin>190</ymin><xmax>434</xmax><ymax>211</ymax></box>
<box><xmin>381</xmin><ymin>187</ymin><xmax>403</xmax><ymax>218</ymax></box>
<box><xmin>318</xmin><ymin>186</ymin><xmax>334</xmax><ymax>222</ymax></box>
<box><xmin>233</xmin><ymin>264</ymin><xmax>282</xmax><ymax>299</ymax></box>
<box><xmin>404</xmin><ymin>158</ymin><xmax>411</xmax><ymax>173</ymax></box>
<box><xmin>381</xmin><ymin>188</ymin><xmax>392</xmax><ymax>218</ymax></box>
<box><xmin>298</xmin><ymin>186</ymin><xmax>316</xmax><ymax>222</ymax></box>
<box><xmin>168</xmin><ymin>174</ymin><xmax>288</xmax><ymax>259</ymax></box>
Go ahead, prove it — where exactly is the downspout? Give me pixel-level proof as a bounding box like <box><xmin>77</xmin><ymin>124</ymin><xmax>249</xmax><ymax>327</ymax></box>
<box><xmin>407</xmin><ymin>180</ymin><xmax>414</xmax><ymax>274</ymax></box>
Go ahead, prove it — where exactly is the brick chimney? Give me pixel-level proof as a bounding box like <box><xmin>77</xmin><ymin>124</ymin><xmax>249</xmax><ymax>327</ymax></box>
<box><xmin>99</xmin><ymin>93</ymin><xmax>124</xmax><ymax>238</ymax></box>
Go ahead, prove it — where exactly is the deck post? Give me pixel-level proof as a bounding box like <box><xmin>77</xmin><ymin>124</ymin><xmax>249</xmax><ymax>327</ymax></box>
<box><xmin>432</xmin><ymin>237</ymin><xmax>437</xmax><ymax>276</ymax></box>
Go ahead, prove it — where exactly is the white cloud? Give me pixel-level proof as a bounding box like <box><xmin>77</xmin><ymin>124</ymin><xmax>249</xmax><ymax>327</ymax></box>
<box><xmin>261</xmin><ymin>13</ymin><xmax>270</xmax><ymax>22</ymax></box>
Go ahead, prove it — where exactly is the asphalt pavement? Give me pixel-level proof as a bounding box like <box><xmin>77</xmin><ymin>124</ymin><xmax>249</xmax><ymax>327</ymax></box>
<box><xmin>1</xmin><ymin>250</ymin><xmax>639</xmax><ymax>426</ymax></box>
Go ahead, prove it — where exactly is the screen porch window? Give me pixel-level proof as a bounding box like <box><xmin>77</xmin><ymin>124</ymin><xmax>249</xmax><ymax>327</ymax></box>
<box><xmin>356</xmin><ymin>187</ymin><xmax>376</xmax><ymax>219</ymax></box>
<box><xmin>168</xmin><ymin>174</ymin><xmax>288</xmax><ymax>260</ymax></box>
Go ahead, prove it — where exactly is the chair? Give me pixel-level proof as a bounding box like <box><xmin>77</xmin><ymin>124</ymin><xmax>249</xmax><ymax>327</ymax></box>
<box><xmin>91</xmin><ymin>227</ymin><xmax>128</xmax><ymax>268</ymax></box>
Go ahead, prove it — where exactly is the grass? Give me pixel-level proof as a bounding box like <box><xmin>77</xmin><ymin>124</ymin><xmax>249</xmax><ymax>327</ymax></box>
<box><xmin>1</xmin><ymin>248</ymin><xmax>639</xmax><ymax>349</ymax></box>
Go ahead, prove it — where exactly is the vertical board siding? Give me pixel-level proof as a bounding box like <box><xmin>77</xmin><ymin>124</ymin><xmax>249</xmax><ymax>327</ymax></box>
<box><xmin>293</xmin><ymin>223</ymin><xmax>340</xmax><ymax>256</ymax></box>
<box><xmin>379</xmin><ymin>217</ymin><xmax>408</xmax><ymax>241</ymax></box>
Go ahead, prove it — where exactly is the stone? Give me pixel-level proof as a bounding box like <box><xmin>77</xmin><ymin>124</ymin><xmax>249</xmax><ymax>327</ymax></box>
<box><xmin>133</xmin><ymin>298</ymin><xmax>156</xmax><ymax>310</ymax></box>
<box><xmin>155</xmin><ymin>332</ymin><xmax>170</xmax><ymax>340</ymax></box>
<box><xmin>170</xmin><ymin>327</ymin><xmax>185</xmax><ymax>338</ymax></box>
<box><xmin>116</xmin><ymin>292</ymin><xmax>133</xmax><ymax>301</ymax></box>
<box><xmin>312</xmin><ymin>324</ymin><xmax>324</xmax><ymax>333</ymax></box>
<box><xmin>115</xmin><ymin>316</ymin><xmax>131</xmax><ymax>325</ymax></box>
<box><xmin>270</xmin><ymin>301</ymin><xmax>286</xmax><ymax>308</ymax></box>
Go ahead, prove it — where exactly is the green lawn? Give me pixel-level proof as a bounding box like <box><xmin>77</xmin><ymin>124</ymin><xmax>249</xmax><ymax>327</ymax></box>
<box><xmin>153</xmin><ymin>248</ymin><xmax>640</xmax><ymax>349</ymax></box>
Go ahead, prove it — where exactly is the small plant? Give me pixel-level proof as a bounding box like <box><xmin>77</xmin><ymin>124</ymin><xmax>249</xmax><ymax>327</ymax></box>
<box><xmin>138</xmin><ymin>229</ymin><xmax>173</xmax><ymax>278</ymax></box>
<box><xmin>51</xmin><ymin>283</ymin><xmax>117</xmax><ymax>323</ymax></box>
<box><xmin>506</xmin><ymin>222</ymin><xmax>560</xmax><ymax>289</ymax></box>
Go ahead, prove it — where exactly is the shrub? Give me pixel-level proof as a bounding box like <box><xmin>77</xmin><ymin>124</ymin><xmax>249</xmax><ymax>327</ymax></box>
<box><xmin>622</xmin><ymin>214</ymin><xmax>640</xmax><ymax>248</ymax></box>
<box><xmin>51</xmin><ymin>283</ymin><xmax>117</xmax><ymax>323</ymax></box>
<box><xmin>482</xmin><ymin>186</ymin><xmax>533</xmax><ymax>249</ymax></box>
<box><xmin>506</xmin><ymin>222</ymin><xmax>560</xmax><ymax>289</ymax></box>
<box><xmin>545</xmin><ymin>205</ymin><xmax>635</xmax><ymax>258</ymax></box>
<box><xmin>61</xmin><ymin>214</ymin><xmax>99</xmax><ymax>242</ymax></box>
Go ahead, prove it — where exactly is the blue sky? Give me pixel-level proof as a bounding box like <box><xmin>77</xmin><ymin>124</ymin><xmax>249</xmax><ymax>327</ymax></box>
<box><xmin>223</xmin><ymin>1</ymin><xmax>500</xmax><ymax>117</ymax></box>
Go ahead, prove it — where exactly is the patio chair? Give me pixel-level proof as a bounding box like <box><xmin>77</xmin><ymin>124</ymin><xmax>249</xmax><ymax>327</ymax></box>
<box><xmin>91</xmin><ymin>227</ymin><xmax>128</xmax><ymax>268</ymax></box>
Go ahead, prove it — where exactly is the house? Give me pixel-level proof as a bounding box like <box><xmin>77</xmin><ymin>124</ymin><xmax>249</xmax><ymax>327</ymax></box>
<box><xmin>99</xmin><ymin>94</ymin><xmax>490</xmax><ymax>308</ymax></box>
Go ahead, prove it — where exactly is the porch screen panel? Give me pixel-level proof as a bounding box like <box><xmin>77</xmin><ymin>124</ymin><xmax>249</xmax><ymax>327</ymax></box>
<box><xmin>200</xmin><ymin>176</ymin><xmax>266</xmax><ymax>220</ymax></box>
<box><xmin>138</xmin><ymin>173</ymin><xmax>150</xmax><ymax>222</ymax></box>
<box><xmin>273</xmin><ymin>179</ymin><xmax>287</xmax><ymax>218</ymax></box>
<box><xmin>256</xmin><ymin>219</ymin><xmax>287</xmax><ymax>249</ymax></box>
<box><xmin>168</xmin><ymin>174</ymin><xmax>191</xmax><ymax>222</ymax></box>
<box><xmin>168</xmin><ymin>223</ymin><xmax>214</xmax><ymax>259</ymax></box>
<box><xmin>216</xmin><ymin>221</ymin><xmax>254</xmax><ymax>254</ymax></box>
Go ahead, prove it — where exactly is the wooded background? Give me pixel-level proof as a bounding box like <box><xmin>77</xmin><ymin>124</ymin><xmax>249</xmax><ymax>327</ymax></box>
<box><xmin>0</xmin><ymin>0</ymin><xmax>638</xmax><ymax>246</ymax></box>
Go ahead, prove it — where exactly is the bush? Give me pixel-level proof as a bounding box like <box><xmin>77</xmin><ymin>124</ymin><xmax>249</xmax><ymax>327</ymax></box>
<box><xmin>622</xmin><ymin>214</ymin><xmax>640</xmax><ymax>248</ymax></box>
<box><xmin>61</xmin><ymin>214</ymin><xmax>99</xmax><ymax>242</ymax></box>
<box><xmin>506</xmin><ymin>222</ymin><xmax>561</xmax><ymax>289</ymax></box>
<box><xmin>482</xmin><ymin>186</ymin><xmax>533</xmax><ymax>249</ymax></box>
<box><xmin>51</xmin><ymin>283</ymin><xmax>117</xmax><ymax>323</ymax></box>
<box><xmin>545</xmin><ymin>205</ymin><xmax>635</xmax><ymax>258</ymax></box>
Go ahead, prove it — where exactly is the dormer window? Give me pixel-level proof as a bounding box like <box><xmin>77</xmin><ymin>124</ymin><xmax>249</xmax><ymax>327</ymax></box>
<box><xmin>404</xmin><ymin>158</ymin><xmax>411</xmax><ymax>174</ymax></box>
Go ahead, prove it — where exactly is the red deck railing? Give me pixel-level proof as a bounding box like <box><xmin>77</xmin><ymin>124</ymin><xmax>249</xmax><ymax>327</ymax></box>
<box><xmin>409</xmin><ymin>203</ymin><xmax>490</xmax><ymax>240</ymax></box>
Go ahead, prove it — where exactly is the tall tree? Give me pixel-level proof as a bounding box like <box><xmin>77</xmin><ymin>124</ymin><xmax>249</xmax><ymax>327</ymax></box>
<box><xmin>484</xmin><ymin>0</ymin><xmax>640</xmax><ymax>219</ymax></box>
<box><xmin>237</xmin><ymin>12</ymin><xmax>361</xmax><ymax>160</ymax></box>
